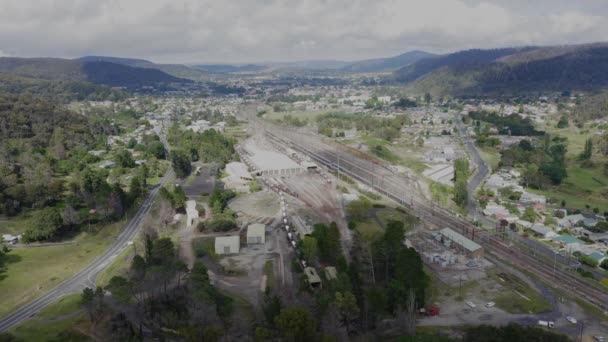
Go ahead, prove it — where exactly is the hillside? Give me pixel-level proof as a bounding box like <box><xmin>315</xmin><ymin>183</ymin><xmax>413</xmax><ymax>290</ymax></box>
<box><xmin>194</xmin><ymin>64</ymin><xmax>267</xmax><ymax>73</ymax></box>
<box><xmin>391</xmin><ymin>43</ymin><xmax>608</xmax><ymax>96</ymax></box>
<box><xmin>78</xmin><ymin>56</ymin><xmax>209</xmax><ymax>80</ymax></box>
<box><xmin>0</xmin><ymin>57</ymin><xmax>192</xmax><ymax>90</ymax></box>
<box><xmin>341</xmin><ymin>50</ymin><xmax>435</xmax><ymax>72</ymax></box>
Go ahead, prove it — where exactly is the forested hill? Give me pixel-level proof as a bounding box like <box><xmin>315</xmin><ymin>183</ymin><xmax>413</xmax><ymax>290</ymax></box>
<box><xmin>390</xmin><ymin>43</ymin><xmax>608</xmax><ymax>96</ymax></box>
<box><xmin>341</xmin><ymin>50</ymin><xmax>436</xmax><ymax>72</ymax></box>
<box><xmin>0</xmin><ymin>57</ymin><xmax>193</xmax><ymax>90</ymax></box>
<box><xmin>77</xmin><ymin>56</ymin><xmax>209</xmax><ymax>80</ymax></box>
<box><xmin>82</xmin><ymin>61</ymin><xmax>191</xmax><ymax>88</ymax></box>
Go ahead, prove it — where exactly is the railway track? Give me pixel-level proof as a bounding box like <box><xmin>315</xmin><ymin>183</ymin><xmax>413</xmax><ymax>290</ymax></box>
<box><xmin>262</xmin><ymin>126</ymin><xmax>608</xmax><ymax>313</ymax></box>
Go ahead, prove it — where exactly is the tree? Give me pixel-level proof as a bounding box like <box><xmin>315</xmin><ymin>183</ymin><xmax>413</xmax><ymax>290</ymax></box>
<box><xmin>61</xmin><ymin>205</ymin><xmax>80</xmax><ymax>228</ymax></box>
<box><xmin>580</xmin><ymin>138</ymin><xmax>593</xmax><ymax>160</ymax></box>
<box><xmin>544</xmin><ymin>211</ymin><xmax>556</xmax><ymax>226</ymax></box>
<box><xmin>600</xmin><ymin>259</ymin><xmax>608</xmax><ymax>271</ymax></box>
<box><xmin>23</xmin><ymin>207</ymin><xmax>63</xmax><ymax>242</ymax></box>
<box><xmin>335</xmin><ymin>291</ymin><xmax>359</xmax><ymax>333</ymax></box>
<box><xmin>107</xmin><ymin>276</ymin><xmax>132</xmax><ymax>304</ymax></box>
<box><xmin>424</xmin><ymin>92</ymin><xmax>432</xmax><ymax>105</ymax></box>
<box><xmin>300</xmin><ymin>236</ymin><xmax>318</xmax><ymax>263</ymax></box>
<box><xmin>274</xmin><ymin>308</ymin><xmax>318</xmax><ymax>342</ymax></box>
<box><xmin>346</xmin><ymin>198</ymin><xmax>372</xmax><ymax>222</ymax></box>
<box><xmin>521</xmin><ymin>206</ymin><xmax>537</xmax><ymax>223</ymax></box>
<box><xmin>80</xmin><ymin>287</ymin><xmax>96</xmax><ymax>322</ymax></box>
<box><xmin>148</xmin><ymin>141</ymin><xmax>166</xmax><ymax>159</ymax></box>
<box><xmin>171</xmin><ymin>149</ymin><xmax>192</xmax><ymax>178</ymax></box>
<box><xmin>116</xmin><ymin>149</ymin><xmax>135</xmax><ymax>168</ymax></box>
<box><xmin>556</xmin><ymin>116</ymin><xmax>569</xmax><ymax>128</ymax></box>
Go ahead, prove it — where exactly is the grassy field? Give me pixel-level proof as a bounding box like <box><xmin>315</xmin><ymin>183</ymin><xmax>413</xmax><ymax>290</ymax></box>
<box><xmin>0</xmin><ymin>241</ymin><xmax>109</xmax><ymax>318</ymax></box>
<box><xmin>530</xmin><ymin>163</ymin><xmax>608</xmax><ymax>212</ymax></box>
<box><xmin>354</xmin><ymin>207</ymin><xmax>416</xmax><ymax>241</ymax></box>
<box><xmin>477</xmin><ymin>146</ymin><xmax>501</xmax><ymax>171</ymax></box>
<box><xmin>96</xmin><ymin>247</ymin><xmax>133</xmax><ymax>287</ymax></box>
<box><xmin>487</xmin><ymin>270</ymin><xmax>552</xmax><ymax>314</ymax></box>
<box><xmin>9</xmin><ymin>313</ymin><xmax>89</xmax><ymax>342</ymax></box>
<box><xmin>36</xmin><ymin>293</ymin><xmax>81</xmax><ymax>320</ymax></box>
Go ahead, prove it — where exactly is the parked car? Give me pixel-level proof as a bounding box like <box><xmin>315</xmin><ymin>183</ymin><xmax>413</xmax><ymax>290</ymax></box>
<box><xmin>566</xmin><ymin>316</ymin><xmax>577</xmax><ymax>324</ymax></box>
<box><xmin>466</xmin><ymin>301</ymin><xmax>476</xmax><ymax>308</ymax></box>
<box><xmin>485</xmin><ymin>302</ymin><xmax>495</xmax><ymax>308</ymax></box>
<box><xmin>538</xmin><ymin>320</ymin><xmax>554</xmax><ymax>328</ymax></box>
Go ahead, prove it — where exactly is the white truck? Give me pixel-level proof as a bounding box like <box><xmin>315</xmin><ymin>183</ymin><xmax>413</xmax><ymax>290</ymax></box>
<box><xmin>538</xmin><ymin>320</ymin><xmax>555</xmax><ymax>328</ymax></box>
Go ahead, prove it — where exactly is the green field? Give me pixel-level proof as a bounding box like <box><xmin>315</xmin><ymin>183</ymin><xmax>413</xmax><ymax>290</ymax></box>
<box><xmin>487</xmin><ymin>270</ymin><xmax>552</xmax><ymax>314</ymax></box>
<box><xmin>36</xmin><ymin>293</ymin><xmax>82</xmax><ymax>320</ymax></box>
<box><xmin>354</xmin><ymin>207</ymin><xmax>416</xmax><ymax>241</ymax></box>
<box><xmin>96</xmin><ymin>248</ymin><xmax>133</xmax><ymax>287</ymax></box>
<box><xmin>10</xmin><ymin>313</ymin><xmax>88</xmax><ymax>342</ymax></box>
<box><xmin>530</xmin><ymin>164</ymin><xmax>608</xmax><ymax>212</ymax></box>
<box><xmin>0</xmin><ymin>242</ymin><xmax>109</xmax><ymax>318</ymax></box>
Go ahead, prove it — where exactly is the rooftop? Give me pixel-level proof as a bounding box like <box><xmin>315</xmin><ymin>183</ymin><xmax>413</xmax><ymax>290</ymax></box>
<box><xmin>552</xmin><ymin>235</ymin><xmax>584</xmax><ymax>245</ymax></box>
<box><xmin>247</xmin><ymin>223</ymin><xmax>266</xmax><ymax>237</ymax></box>
<box><xmin>304</xmin><ymin>267</ymin><xmax>321</xmax><ymax>284</ymax></box>
<box><xmin>439</xmin><ymin>227</ymin><xmax>482</xmax><ymax>252</ymax></box>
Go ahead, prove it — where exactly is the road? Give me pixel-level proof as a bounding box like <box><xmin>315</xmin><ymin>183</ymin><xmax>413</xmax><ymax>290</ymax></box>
<box><xmin>454</xmin><ymin>113</ymin><xmax>490</xmax><ymax>215</ymax></box>
<box><xmin>0</xmin><ymin>168</ymin><xmax>174</xmax><ymax>332</ymax></box>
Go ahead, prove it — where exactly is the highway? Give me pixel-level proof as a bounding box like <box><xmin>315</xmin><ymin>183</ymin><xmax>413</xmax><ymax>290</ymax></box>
<box><xmin>0</xmin><ymin>168</ymin><xmax>174</xmax><ymax>332</ymax></box>
<box><xmin>261</xmin><ymin>121</ymin><xmax>608</xmax><ymax>315</ymax></box>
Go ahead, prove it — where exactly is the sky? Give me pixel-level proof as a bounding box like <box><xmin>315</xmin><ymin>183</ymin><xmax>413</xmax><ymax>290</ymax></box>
<box><xmin>1</xmin><ymin>0</ymin><xmax>607</xmax><ymax>64</ymax></box>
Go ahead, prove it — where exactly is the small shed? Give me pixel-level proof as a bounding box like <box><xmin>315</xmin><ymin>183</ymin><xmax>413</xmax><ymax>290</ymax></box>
<box><xmin>247</xmin><ymin>223</ymin><xmax>266</xmax><ymax>245</ymax></box>
<box><xmin>324</xmin><ymin>266</ymin><xmax>338</xmax><ymax>281</ymax></box>
<box><xmin>215</xmin><ymin>236</ymin><xmax>240</xmax><ymax>255</ymax></box>
<box><xmin>304</xmin><ymin>267</ymin><xmax>322</xmax><ymax>289</ymax></box>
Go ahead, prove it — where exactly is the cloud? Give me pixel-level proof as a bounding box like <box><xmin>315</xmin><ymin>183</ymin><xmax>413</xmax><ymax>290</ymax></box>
<box><xmin>0</xmin><ymin>0</ymin><xmax>607</xmax><ymax>63</ymax></box>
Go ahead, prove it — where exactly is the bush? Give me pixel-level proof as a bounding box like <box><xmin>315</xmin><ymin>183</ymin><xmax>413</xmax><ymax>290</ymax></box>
<box><xmin>197</xmin><ymin>221</ymin><xmax>206</xmax><ymax>232</ymax></box>
<box><xmin>348</xmin><ymin>221</ymin><xmax>357</xmax><ymax>230</ymax></box>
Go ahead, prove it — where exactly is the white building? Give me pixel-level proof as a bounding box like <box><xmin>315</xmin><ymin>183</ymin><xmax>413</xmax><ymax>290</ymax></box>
<box><xmin>215</xmin><ymin>236</ymin><xmax>240</xmax><ymax>255</ymax></box>
<box><xmin>247</xmin><ymin>223</ymin><xmax>266</xmax><ymax>245</ymax></box>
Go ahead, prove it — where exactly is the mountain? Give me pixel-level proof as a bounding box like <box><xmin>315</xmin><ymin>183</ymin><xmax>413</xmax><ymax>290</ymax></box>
<box><xmin>82</xmin><ymin>61</ymin><xmax>191</xmax><ymax>88</ymax></box>
<box><xmin>341</xmin><ymin>50</ymin><xmax>436</xmax><ymax>72</ymax></box>
<box><xmin>391</xmin><ymin>43</ymin><xmax>608</xmax><ymax>96</ymax></box>
<box><xmin>194</xmin><ymin>64</ymin><xmax>267</xmax><ymax>73</ymax></box>
<box><xmin>0</xmin><ymin>57</ymin><xmax>192</xmax><ymax>90</ymax></box>
<box><xmin>77</xmin><ymin>56</ymin><xmax>209</xmax><ymax>80</ymax></box>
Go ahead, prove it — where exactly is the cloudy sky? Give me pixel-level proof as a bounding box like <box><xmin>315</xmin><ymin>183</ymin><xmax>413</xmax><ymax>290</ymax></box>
<box><xmin>1</xmin><ymin>0</ymin><xmax>607</xmax><ymax>64</ymax></box>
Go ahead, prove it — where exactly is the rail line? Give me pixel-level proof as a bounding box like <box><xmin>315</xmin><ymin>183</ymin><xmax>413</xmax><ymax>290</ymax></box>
<box><xmin>262</xmin><ymin>126</ymin><xmax>608</xmax><ymax>313</ymax></box>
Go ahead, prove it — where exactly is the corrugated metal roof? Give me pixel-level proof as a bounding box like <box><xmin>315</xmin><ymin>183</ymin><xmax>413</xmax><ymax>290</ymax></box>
<box><xmin>247</xmin><ymin>223</ymin><xmax>266</xmax><ymax>238</ymax></box>
<box><xmin>439</xmin><ymin>228</ymin><xmax>482</xmax><ymax>252</ymax></box>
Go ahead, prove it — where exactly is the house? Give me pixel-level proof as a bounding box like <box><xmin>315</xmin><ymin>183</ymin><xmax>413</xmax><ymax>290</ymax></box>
<box><xmin>88</xmin><ymin>150</ymin><xmax>107</xmax><ymax>156</ymax></box>
<box><xmin>529</xmin><ymin>224</ymin><xmax>557</xmax><ymax>238</ymax></box>
<box><xmin>520</xmin><ymin>192</ymin><xmax>546</xmax><ymax>205</ymax></box>
<box><xmin>214</xmin><ymin>236</ymin><xmax>240</xmax><ymax>255</ymax></box>
<box><xmin>582</xmin><ymin>218</ymin><xmax>598</xmax><ymax>228</ymax></box>
<box><xmin>246</xmin><ymin>223</ymin><xmax>266</xmax><ymax>245</ymax></box>
<box><xmin>587</xmin><ymin>252</ymin><xmax>607</xmax><ymax>266</ymax></box>
<box><xmin>565</xmin><ymin>214</ymin><xmax>585</xmax><ymax>226</ymax></box>
<box><xmin>552</xmin><ymin>235</ymin><xmax>584</xmax><ymax>252</ymax></box>
<box><xmin>304</xmin><ymin>267</ymin><xmax>322</xmax><ymax>289</ymax></box>
<box><xmin>99</xmin><ymin>161</ymin><xmax>116</xmax><ymax>169</ymax></box>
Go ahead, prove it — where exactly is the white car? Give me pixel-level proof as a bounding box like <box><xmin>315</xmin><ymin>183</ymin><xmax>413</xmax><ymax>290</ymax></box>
<box><xmin>466</xmin><ymin>301</ymin><xmax>476</xmax><ymax>308</ymax></box>
<box><xmin>566</xmin><ymin>316</ymin><xmax>577</xmax><ymax>324</ymax></box>
<box><xmin>485</xmin><ymin>302</ymin><xmax>495</xmax><ymax>308</ymax></box>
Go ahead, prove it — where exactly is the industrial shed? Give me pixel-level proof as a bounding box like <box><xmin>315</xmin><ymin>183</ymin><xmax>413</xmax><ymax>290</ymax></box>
<box><xmin>439</xmin><ymin>228</ymin><xmax>484</xmax><ymax>259</ymax></box>
<box><xmin>214</xmin><ymin>236</ymin><xmax>240</xmax><ymax>255</ymax></box>
<box><xmin>247</xmin><ymin>223</ymin><xmax>266</xmax><ymax>245</ymax></box>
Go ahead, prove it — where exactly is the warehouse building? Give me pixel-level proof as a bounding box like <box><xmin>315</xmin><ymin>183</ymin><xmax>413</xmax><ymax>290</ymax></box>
<box><xmin>214</xmin><ymin>236</ymin><xmax>240</xmax><ymax>255</ymax></box>
<box><xmin>247</xmin><ymin>223</ymin><xmax>266</xmax><ymax>245</ymax></box>
<box><xmin>439</xmin><ymin>227</ymin><xmax>484</xmax><ymax>259</ymax></box>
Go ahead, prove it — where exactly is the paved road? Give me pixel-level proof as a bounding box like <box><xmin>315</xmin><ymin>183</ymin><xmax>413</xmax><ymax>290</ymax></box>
<box><xmin>454</xmin><ymin>114</ymin><xmax>490</xmax><ymax>215</ymax></box>
<box><xmin>0</xmin><ymin>168</ymin><xmax>174</xmax><ymax>332</ymax></box>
